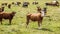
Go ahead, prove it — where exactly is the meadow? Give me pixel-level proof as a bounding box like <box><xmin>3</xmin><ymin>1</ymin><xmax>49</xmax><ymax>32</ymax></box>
<box><xmin>0</xmin><ymin>0</ymin><xmax>60</xmax><ymax>34</ymax></box>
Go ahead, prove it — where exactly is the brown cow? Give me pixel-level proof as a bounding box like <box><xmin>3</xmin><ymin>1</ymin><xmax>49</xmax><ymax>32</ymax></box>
<box><xmin>16</xmin><ymin>2</ymin><xmax>21</xmax><ymax>6</ymax></box>
<box><xmin>26</xmin><ymin>7</ymin><xmax>47</xmax><ymax>29</ymax></box>
<box><xmin>0</xmin><ymin>11</ymin><xmax>16</xmax><ymax>25</ymax></box>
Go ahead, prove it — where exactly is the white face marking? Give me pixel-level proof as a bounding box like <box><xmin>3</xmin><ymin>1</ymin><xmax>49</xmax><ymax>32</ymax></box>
<box><xmin>53</xmin><ymin>1</ymin><xmax>56</xmax><ymax>3</ymax></box>
<box><xmin>41</xmin><ymin>10</ymin><xmax>45</xmax><ymax>17</ymax></box>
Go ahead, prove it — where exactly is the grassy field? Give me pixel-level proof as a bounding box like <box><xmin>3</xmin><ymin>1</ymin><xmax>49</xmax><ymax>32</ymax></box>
<box><xmin>0</xmin><ymin>0</ymin><xmax>60</xmax><ymax>34</ymax></box>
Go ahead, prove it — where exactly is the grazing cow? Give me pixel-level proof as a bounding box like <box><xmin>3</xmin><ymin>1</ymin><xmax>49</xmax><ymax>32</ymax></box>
<box><xmin>22</xmin><ymin>2</ymin><xmax>29</xmax><ymax>7</ymax></box>
<box><xmin>26</xmin><ymin>7</ymin><xmax>47</xmax><ymax>29</ymax></box>
<box><xmin>0</xmin><ymin>11</ymin><xmax>16</xmax><ymax>25</ymax></box>
<box><xmin>45</xmin><ymin>0</ymin><xmax>59</xmax><ymax>7</ymax></box>
<box><xmin>8</xmin><ymin>4</ymin><xmax>11</xmax><ymax>9</ymax></box>
<box><xmin>32</xmin><ymin>1</ymin><xmax>38</xmax><ymax>5</ymax></box>
<box><xmin>37</xmin><ymin>6</ymin><xmax>41</xmax><ymax>13</ymax></box>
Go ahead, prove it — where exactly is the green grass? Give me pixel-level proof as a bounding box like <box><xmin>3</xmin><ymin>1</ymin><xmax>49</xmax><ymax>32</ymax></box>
<box><xmin>0</xmin><ymin>0</ymin><xmax>60</xmax><ymax>34</ymax></box>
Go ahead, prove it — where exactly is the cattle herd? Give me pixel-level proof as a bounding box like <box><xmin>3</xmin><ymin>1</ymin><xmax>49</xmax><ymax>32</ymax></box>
<box><xmin>0</xmin><ymin>0</ymin><xmax>59</xmax><ymax>29</ymax></box>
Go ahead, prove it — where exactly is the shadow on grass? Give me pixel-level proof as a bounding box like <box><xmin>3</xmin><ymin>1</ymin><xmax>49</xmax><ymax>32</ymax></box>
<box><xmin>34</xmin><ymin>28</ymin><xmax>53</xmax><ymax>32</ymax></box>
<box><xmin>56</xmin><ymin>27</ymin><xmax>60</xmax><ymax>29</ymax></box>
<box><xmin>1</xmin><ymin>23</ymin><xmax>18</xmax><ymax>25</ymax></box>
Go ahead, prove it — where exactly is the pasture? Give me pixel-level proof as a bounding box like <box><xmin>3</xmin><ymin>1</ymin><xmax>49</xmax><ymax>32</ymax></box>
<box><xmin>0</xmin><ymin>0</ymin><xmax>60</xmax><ymax>34</ymax></box>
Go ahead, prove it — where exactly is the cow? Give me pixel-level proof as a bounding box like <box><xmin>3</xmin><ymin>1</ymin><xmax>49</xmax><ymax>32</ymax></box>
<box><xmin>45</xmin><ymin>0</ymin><xmax>59</xmax><ymax>7</ymax></box>
<box><xmin>22</xmin><ymin>2</ymin><xmax>29</xmax><ymax>7</ymax></box>
<box><xmin>1</xmin><ymin>6</ymin><xmax>5</xmax><ymax>11</ymax></box>
<box><xmin>26</xmin><ymin>7</ymin><xmax>47</xmax><ymax>29</ymax></box>
<box><xmin>1</xmin><ymin>3</ymin><xmax>8</xmax><ymax>6</ymax></box>
<box><xmin>12</xmin><ymin>2</ymin><xmax>21</xmax><ymax>6</ymax></box>
<box><xmin>12</xmin><ymin>2</ymin><xmax>15</xmax><ymax>5</ymax></box>
<box><xmin>16</xmin><ymin>2</ymin><xmax>21</xmax><ymax>6</ymax></box>
<box><xmin>0</xmin><ymin>11</ymin><xmax>16</xmax><ymax>25</ymax></box>
<box><xmin>32</xmin><ymin>1</ymin><xmax>38</xmax><ymax>5</ymax></box>
<box><xmin>8</xmin><ymin>4</ymin><xmax>11</xmax><ymax>9</ymax></box>
<box><xmin>0</xmin><ymin>6</ymin><xmax>5</xmax><ymax>12</ymax></box>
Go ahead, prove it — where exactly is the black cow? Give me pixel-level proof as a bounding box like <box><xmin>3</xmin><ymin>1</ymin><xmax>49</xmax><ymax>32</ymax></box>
<box><xmin>22</xmin><ymin>2</ymin><xmax>29</xmax><ymax>7</ymax></box>
<box><xmin>8</xmin><ymin>4</ymin><xmax>11</xmax><ymax>9</ymax></box>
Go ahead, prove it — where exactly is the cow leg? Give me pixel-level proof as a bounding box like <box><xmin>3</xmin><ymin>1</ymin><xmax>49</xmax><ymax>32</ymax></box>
<box><xmin>38</xmin><ymin>20</ymin><xmax>42</xmax><ymax>29</ymax></box>
<box><xmin>0</xmin><ymin>19</ymin><xmax>2</xmax><ymax>24</ymax></box>
<box><xmin>26</xmin><ymin>18</ymin><xmax>30</xmax><ymax>28</ymax></box>
<box><xmin>9</xmin><ymin>19</ymin><xmax>12</xmax><ymax>25</ymax></box>
<box><xmin>57</xmin><ymin>4</ymin><xmax>59</xmax><ymax>7</ymax></box>
<box><xmin>38</xmin><ymin>21</ymin><xmax>41</xmax><ymax>29</ymax></box>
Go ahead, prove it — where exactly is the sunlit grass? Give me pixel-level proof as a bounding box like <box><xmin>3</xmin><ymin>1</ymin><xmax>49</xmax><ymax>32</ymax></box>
<box><xmin>0</xmin><ymin>0</ymin><xmax>60</xmax><ymax>34</ymax></box>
